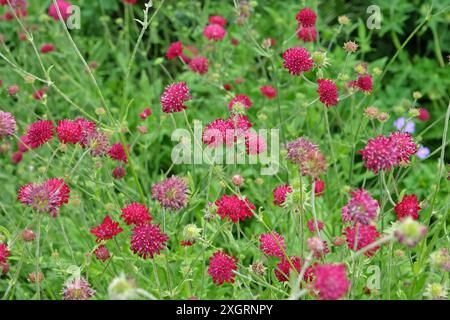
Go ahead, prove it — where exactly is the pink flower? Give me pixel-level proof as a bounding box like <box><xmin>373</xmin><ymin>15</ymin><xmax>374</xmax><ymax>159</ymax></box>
<box><xmin>151</xmin><ymin>175</ymin><xmax>188</xmax><ymax>210</ymax></box>
<box><xmin>86</xmin><ymin>132</ymin><xmax>110</xmax><ymax>157</ymax></box>
<box><xmin>160</xmin><ymin>82</ymin><xmax>191</xmax><ymax>113</ymax></box>
<box><xmin>0</xmin><ymin>243</ymin><xmax>10</xmax><ymax>264</ymax></box>
<box><xmin>307</xmin><ymin>219</ymin><xmax>324</xmax><ymax>233</ymax></box>
<box><xmin>75</xmin><ymin>118</ymin><xmax>96</xmax><ymax>147</ymax></box>
<box><xmin>228</xmin><ymin>94</ymin><xmax>252</xmax><ymax>111</ymax></box>
<box><xmin>215</xmin><ymin>194</ymin><xmax>255</xmax><ymax>223</ymax></box>
<box><xmin>314</xmin><ymin>179</ymin><xmax>325</xmax><ymax>196</ymax></box>
<box><xmin>26</xmin><ymin>120</ymin><xmax>54</xmax><ymax>149</ymax></box>
<box><xmin>394</xmin><ymin>194</ymin><xmax>421</xmax><ymax>220</ymax></box>
<box><xmin>166</xmin><ymin>42</ymin><xmax>183</xmax><ymax>60</ymax></box>
<box><xmin>108</xmin><ymin>142</ymin><xmax>129</xmax><ymax>163</ymax></box>
<box><xmin>389</xmin><ymin>131</ymin><xmax>417</xmax><ymax>164</ymax></box>
<box><xmin>296</xmin><ymin>8</ymin><xmax>317</xmax><ymax>27</ymax></box>
<box><xmin>40</xmin><ymin>43</ymin><xmax>55</xmax><ymax>54</ymax></box>
<box><xmin>48</xmin><ymin>0</ymin><xmax>72</xmax><ymax>22</ymax></box>
<box><xmin>189</xmin><ymin>56</ymin><xmax>209</xmax><ymax>75</ymax></box>
<box><xmin>307</xmin><ymin>237</ymin><xmax>330</xmax><ymax>259</ymax></box>
<box><xmin>259</xmin><ymin>231</ymin><xmax>286</xmax><ymax>257</ymax></box>
<box><xmin>139</xmin><ymin>107</ymin><xmax>152</xmax><ymax>119</ymax></box>
<box><xmin>62</xmin><ymin>277</ymin><xmax>95</xmax><ymax>300</ymax></box>
<box><xmin>90</xmin><ymin>215</ymin><xmax>123</xmax><ymax>243</ymax></box>
<box><xmin>94</xmin><ymin>245</ymin><xmax>110</xmax><ymax>262</ymax></box>
<box><xmin>202</xmin><ymin>118</ymin><xmax>234</xmax><ymax>148</ymax></box>
<box><xmin>359</xmin><ymin>135</ymin><xmax>399</xmax><ymax>174</ymax></box>
<box><xmin>121</xmin><ymin>203</ymin><xmax>152</xmax><ymax>226</ymax></box>
<box><xmin>418</xmin><ymin>108</ymin><xmax>430</xmax><ymax>122</ymax></box>
<box><xmin>208</xmin><ymin>251</ymin><xmax>237</xmax><ymax>285</ymax></box>
<box><xmin>56</xmin><ymin>119</ymin><xmax>82</xmax><ymax>144</ymax></box>
<box><xmin>260</xmin><ymin>85</ymin><xmax>277</xmax><ymax>99</ymax></box>
<box><xmin>272</xmin><ymin>184</ymin><xmax>292</xmax><ymax>207</ymax></box>
<box><xmin>245</xmin><ymin>131</ymin><xmax>266</xmax><ymax>155</ymax></box>
<box><xmin>356</xmin><ymin>74</ymin><xmax>373</xmax><ymax>93</ymax></box>
<box><xmin>203</xmin><ymin>23</ymin><xmax>226</xmax><ymax>41</ymax></box>
<box><xmin>209</xmin><ymin>15</ymin><xmax>227</xmax><ymax>26</ymax></box>
<box><xmin>11</xmin><ymin>151</ymin><xmax>23</xmax><ymax>164</ymax></box>
<box><xmin>341</xmin><ymin>189</ymin><xmax>379</xmax><ymax>225</ymax></box>
<box><xmin>7</xmin><ymin>85</ymin><xmax>19</xmax><ymax>96</ymax></box>
<box><xmin>0</xmin><ymin>111</ymin><xmax>16</xmax><ymax>138</ymax></box>
<box><xmin>317</xmin><ymin>79</ymin><xmax>338</xmax><ymax>107</ymax></box>
<box><xmin>313</xmin><ymin>264</ymin><xmax>350</xmax><ymax>300</ymax></box>
<box><xmin>112</xmin><ymin>166</ymin><xmax>125</xmax><ymax>179</ymax></box>
<box><xmin>275</xmin><ymin>256</ymin><xmax>301</xmax><ymax>282</ymax></box>
<box><xmin>282</xmin><ymin>47</ymin><xmax>313</xmax><ymax>75</ymax></box>
<box><xmin>130</xmin><ymin>223</ymin><xmax>168</xmax><ymax>259</ymax></box>
<box><xmin>344</xmin><ymin>224</ymin><xmax>380</xmax><ymax>257</ymax></box>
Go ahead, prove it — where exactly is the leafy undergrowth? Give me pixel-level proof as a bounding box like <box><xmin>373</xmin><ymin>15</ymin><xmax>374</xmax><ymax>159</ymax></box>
<box><xmin>0</xmin><ymin>0</ymin><xmax>449</xmax><ymax>300</ymax></box>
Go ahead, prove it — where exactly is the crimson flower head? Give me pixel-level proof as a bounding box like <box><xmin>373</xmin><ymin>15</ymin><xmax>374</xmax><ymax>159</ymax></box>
<box><xmin>314</xmin><ymin>178</ymin><xmax>325</xmax><ymax>196</ymax></box>
<box><xmin>203</xmin><ymin>23</ymin><xmax>226</xmax><ymax>41</ymax></box>
<box><xmin>0</xmin><ymin>111</ymin><xmax>16</xmax><ymax>138</ymax></box>
<box><xmin>40</xmin><ymin>43</ymin><xmax>55</xmax><ymax>54</ymax></box>
<box><xmin>307</xmin><ymin>219</ymin><xmax>324</xmax><ymax>233</ymax></box>
<box><xmin>297</xmin><ymin>26</ymin><xmax>317</xmax><ymax>42</ymax></box>
<box><xmin>228</xmin><ymin>94</ymin><xmax>252</xmax><ymax>111</ymax></box>
<box><xmin>208</xmin><ymin>15</ymin><xmax>227</xmax><ymax>26</ymax></box>
<box><xmin>341</xmin><ymin>189</ymin><xmax>379</xmax><ymax>225</ymax></box>
<box><xmin>151</xmin><ymin>175</ymin><xmax>188</xmax><ymax>210</ymax></box>
<box><xmin>313</xmin><ymin>264</ymin><xmax>350</xmax><ymax>300</ymax></box>
<box><xmin>389</xmin><ymin>131</ymin><xmax>417</xmax><ymax>164</ymax></box>
<box><xmin>189</xmin><ymin>56</ymin><xmax>209</xmax><ymax>75</ymax></box>
<box><xmin>418</xmin><ymin>108</ymin><xmax>430</xmax><ymax>122</ymax></box>
<box><xmin>356</xmin><ymin>74</ymin><xmax>373</xmax><ymax>93</ymax></box>
<box><xmin>75</xmin><ymin>117</ymin><xmax>96</xmax><ymax>146</ymax></box>
<box><xmin>359</xmin><ymin>135</ymin><xmax>399</xmax><ymax>174</ymax></box>
<box><xmin>259</xmin><ymin>231</ymin><xmax>286</xmax><ymax>257</ymax></box>
<box><xmin>245</xmin><ymin>131</ymin><xmax>266</xmax><ymax>155</ymax></box>
<box><xmin>130</xmin><ymin>223</ymin><xmax>168</xmax><ymax>259</ymax></box>
<box><xmin>121</xmin><ymin>202</ymin><xmax>152</xmax><ymax>226</ymax></box>
<box><xmin>282</xmin><ymin>47</ymin><xmax>313</xmax><ymax>76</ymax></box>
<box><xmin>108</xmin><ymin>142</ymin><xmax>129</xmax><ymax>163</ymax></box>
<box><xmin>275</xmin><ymin>256</ymin><xmax>302</xmax><ymax>282</ymax></box>
<box><xmin>272</xmin><ymin>184</ymin><xmax>292</xmax><ymax>207</ymax></box>
<box><xmin>215</xmin><ymin>194</ymin><xmax>255</xmax><ymax>223</ymax></box>
<box><xmin>56</xmin><ymin>119</ymin><xmax>82</xmax><ymax>144</ymax></box>
<box><xmin>94</xmin><ymin>245</ymin><xmax>111</xmax><ymax>262</ymax></box>
<box><xmin>90</xmin><ymin>215</ymin><xmax>123</xmax><ymax>243</ymax></box>
<box><xmin>166</xmin><ymin>42</ymin><xmax>183</xmax><ymax>60</ymax></box>
<box><xmin>208</xmin><ymin>251</ymin><xmax>237</xmax><ymax>286</ymax></box>
<box><xmin>139</xmin><ymin>107</ymin><xmax>152</xmax><ymax>119</ymax></box>
<box><xmin>48</xmin><ymin>0</ymin><xmax>72</xmax><ymax>21</ymax></box>
<box><xmin>394</xmin><ymin>194</ymin><xmax>421</xmax><ymax>220</ymax></box>
<box><xmin>0</xmin><ymin>243</ymin><xmax>10</xmax><ymax>264</ymax></box>
<box><xmin>296</xmin><ymin>7</ymin><xmax>317</xmax><ymax>27</ymax></box>
<box><xmin>344</xmin><ymin>224</ymin><xmax>380</xmax><ymax>257</ymax></box>
<box><xmin>112</xmin><ymin>166</ymin><xmax>125</xmax><ymax>179</ymax></box>
<box><xmin>202</xmin><ymin>118</ymin><xmax>234</xmax><ymax>148</ymax></box>
<box><xmin>18</xmin><ymin>178</ymin><xmax>70</xmax><ymax>217</ymax></box>
<box><xmin>26</xmin><ymin>120</ymin><xmax>54</xmax><ymax>149</ymax></box>
<box><xmin>317</xmin><ymin>79</ymin><xmax>339</xmax><ymax>107</ymax></box>
<box><xmin>160</xmin><ymin>82</ymin><xmax>191</xmax><ymax>113</ymax></box>
<box><xmin>260</xmin><ymin>85</ymin><xmax>277</xmax><ymax>99</ymax></box>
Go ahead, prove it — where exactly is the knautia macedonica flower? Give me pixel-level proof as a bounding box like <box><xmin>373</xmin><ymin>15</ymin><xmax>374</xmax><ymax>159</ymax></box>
<box><xmin>297</xmin><ymin>26</ymin><xmax>317</xmax><ymax>42</ymax></box>
<box><xmin>314</xmin><ymin>178</ymin><xmax>325</xmax><ymax>196</ymax></box>
<box><xmin>208</xmin><ymin>251</ymin><xmax>237</xmax><ymax>286</ymax></box>
<box><xmin>18</xmin><ymin>178</ymin><xmax>70</xmax><ymax>217</ymax></box>
<box><xmin>344</xmin><ymin>223</ymin><xmax>380</xmax><ymax>257</ymax></box>
<box><xmin>418</xmin><ymin>108</ymin><xmax>430</xmax><ymax>122</ymax></box>
<box><xmin>166</xmin><ymin>41</ymin><xmax>183</xmax><ymax>60</ymax></box>
<box><xmin>86</xmin><ymin>131</ymin><xmax>110</xmax><ymax>157</ymax></box>
<box><xmin>203</xmin><ymin>23</ymin><xmax>226</xmax><ymax>41</ymax></box>
<box><xmin>282</xmin><ymin>47</ymin><xmax>313</xmax><ymax>76</ymax></box>
<box><xmin>307</xmin><ymin>219</ymin><xmax>324</xmax><ymax>233</ymax></box>
<box><xmin>249</xmin><ymin>261</ymin><xmax>266</xmax><ymax>276</ymax></box>
<box><xmin>62</xmin><ymin>277</ymin><xmax>95</xmax><ymax>300</ymax></box>
<box><xmin>90</xmin><ymin>215</ymin><xmax>123</xmax><ymax>243</ymax></box>
<box><xmin>317</xmin><ymin>79</ymin><xmax>338</xmax><ymax>107</ymax></box>
<box><xmin>0</xmin><ymin>243</ymin><xmax>10</xmax><ymax>264</ymax></box>
<box><xmin>389</xmin><ymin>131</ymin><xmax>417</xmax><ymax>164</ymax></box>
<box><xmin>112</xmin><ymin>166</ymin><xmax>126</xmax><ymax>179</ymax></box>
<box><xmin>151</xmin><ymin>175</ymin><xmax>188</xmax><ymax>210</ymax></box>
<box><xmin>245</xmin><ymin>131</ymin><xmax>266</xmax><ymax>155</ymax></box>
<box><xmin>394</xmin><ymin>194</ymin><xmax>421</xmax><ymax>220</ymax></box>
<box><xmin>48</xmin><ymin>0</ymin><xmax>72</xmax><ymax>22</ymax></box>
<box><xmin>130</xmin><ymin>223</ymin><xmax>168</xmax><ymax>259</ymax></box>
<box><xmin>287</xmin><ymin>137</ymin><xmax>327</xmax><ymax>178</ymax></box>
<box><xmin>202</xmin><ymin>118</ymin><xmax>234</xmax><ymax>148</ymax></box>
<box><xmin>215</xmin><ymin>194</ymin><xmax>255</xmax><ymax>223</ymax></box>
<box><xmin>296</xmin><ymin>7</ymin><xmax>317</xmax><ymax>27</ymax></box>
<box><xmin>359</xmin><ymin>135</ymin><xmax>399</xmax><ymax>174</ymax></box>
<box><xmin>189</xmin><ymin>56</ymin><xmax>209</xmax><ymax>75</ymax></box>
<box><xmin>108</xmin><ymin>142</ymin><xmax>129</xmax><ymax>163</ymax></box>
<box><xmin>260</xmin><ymin>85</ymin><xmax>277</xmax><ymax>99</ymax></box>
<box><xmin>308</xmin><ymin>237</ymin><xmax>330</xmax><ymax>259</ymax></box>
<box><xmin>0</xmin><ymin>111</ymin><xmax>16</xmax><ymax>138</ymax></box>
<box><xmin>55</xmin><ymin>119</ymin><xmax>82</xmax><ymax>144</ymax></box>
<box><xmin>286</xmin><ymin>136</ymin><xmax>317</xmax><ymax>165</ymax></box>
<box><xmin>75</xmin><ymin>117</ymin><xmax>96</xmax><ymax>147</ymax></box>
<box><xmin>209</xmin><ymin>15</ymin><xmax>227</xmax><ymax>26</ymax></box>
<box><xmin>275</xmin><ymin>256</ymin><xmax>301</xmax><ymax>282</ymax></box>
<box><xmin>41</xmin><ymin>43</ymin><xmax>55</xmax><ymax>54</ymax></box>
<box><xmin>356</xmin><ymin>74</ymin><xmax>373</xmax><ymax>93</ymax></box>
<box><xmin>393</xmin><ymin>217</ymin><xmax>427</xmax><ymax>248</ymax></box>
<box><xmin>94</xmin><ymin>245</ymin><xmax>111</xmax><ymax>262</ymax></box>
<box><xmin>313</xmin><ymin>264</ymin><xmax>350</xmax><ymax>300</ymax></box>
<box><xmin>160</xmin><ymin>82</ymin><xmax>191</xmax><ymax>113</ymax></box>
<box><xmin>272</xmin><ymin>184</ymin><xmax>292</xmax><ymax>207</ymax></box>
<box><xmin>259</xmin><ymin>231</ymin><xmax>286</xmax><ymax>258</ymax></box>
<box><xmin>121</xmin><ymin>203</ymin><xmax>152</xmax><ymax>226</ymax></box>
<box><xmin>26</xmin><ymin>119</ymin><xmax>54</xmax><ymax>149</ymax></box>
<box><xmin>228</xmin><ymin>94</ymin><xmax>253</xmax><ymax>111</ymax></box>
<box><xmin>341</xmin><ymin>189</ymin><xmax>379</xmax><ymax>225</ymax></box>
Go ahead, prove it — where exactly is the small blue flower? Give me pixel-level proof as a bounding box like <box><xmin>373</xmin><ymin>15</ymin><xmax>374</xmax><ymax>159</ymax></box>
<box><xmin>394</xmin><ymin>117</ymin><xmax>415</xmax><ymax>133</ymax></box>
<box><xmin>416</xmin><ymin>146</ymin><xmax>430</xmax><ymax>160</ymax></box>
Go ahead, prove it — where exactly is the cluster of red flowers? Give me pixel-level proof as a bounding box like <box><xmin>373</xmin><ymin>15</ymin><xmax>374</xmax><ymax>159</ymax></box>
<box><xmin>215</xmin><ymin>194</ymin><xmax>255</xmax><ymax>223</ymax></box>
<box><xmin>296</xmin><ymin>7</ymin><xmax>317</xmax><ymax>43</ymax></box>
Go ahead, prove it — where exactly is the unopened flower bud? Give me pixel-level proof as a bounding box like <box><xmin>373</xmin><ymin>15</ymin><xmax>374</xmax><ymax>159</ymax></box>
<box><xmin>22</xmin><ymin>229</ymin><xmax>36</xmax><ymax>242</ymax></box>
<box><xmin>232</xmin><ymin>174</ymin><xmax>244</xmax><ymax>187</ymax></box>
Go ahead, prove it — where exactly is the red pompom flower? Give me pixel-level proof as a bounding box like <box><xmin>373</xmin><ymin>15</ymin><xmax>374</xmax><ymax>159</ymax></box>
<box><xmin>208</xmin><ymin>251</ymin><xmax>237</xmax><ymax>286</ymax></box>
